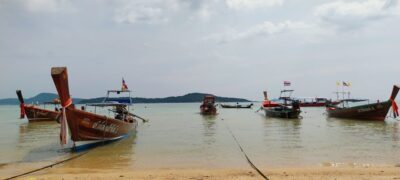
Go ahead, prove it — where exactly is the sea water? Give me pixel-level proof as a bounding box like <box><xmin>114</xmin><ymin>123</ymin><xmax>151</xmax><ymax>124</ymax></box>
<box><xmin>0</xmin><ymin>103</ymin><xmax>399</xmax><ymax>172</ymax></box>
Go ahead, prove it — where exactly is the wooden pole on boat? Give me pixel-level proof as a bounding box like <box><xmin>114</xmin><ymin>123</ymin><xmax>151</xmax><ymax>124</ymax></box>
<box><xmin>263</xmin><ymin>91</ymin><xmax>269</xmax><ymax>100</ymax></box>
<box><xmin>132</xmin><ymin>113</ymin><xmax>149</xmax><ymax>123</ymax></box>
<box><xmin>51</xmin><ymin>67</ymin><xmax>72</xmax><ymax>107</ymax></box>
<box><xmin>16</xmin><ymin>90</ymin><xmax>25</xmax><ymax>119</ymax></box>
<box><xmin>389</xmin><ymin>85</ymin><xmax>399</xmax><ymax>101</ymax></box>
<box><xmin>51</xmin><ymin>67</ymin><xmax>72</xmax><ymax>145</ymax></box>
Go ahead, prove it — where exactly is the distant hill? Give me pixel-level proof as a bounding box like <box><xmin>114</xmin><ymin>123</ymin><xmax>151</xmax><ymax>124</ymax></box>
<box><xmin>0</xmin><ymin>92</ymin><xmax>84</xmax><ymax>105</ymax></box>
<box><xmin>0</xmin><ymin>92</ymin><xmax>250</xmax><ymax>105</ymax></box>
<box><xmin>79</xmin><ymin>93</ymin><xmax>250</xmax><ymax>104</ymax></box>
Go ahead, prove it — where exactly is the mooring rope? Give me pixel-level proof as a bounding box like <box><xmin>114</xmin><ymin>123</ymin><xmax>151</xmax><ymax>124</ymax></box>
<box><xmin>5</xmin><ymin>150</ymin><xmax>89</xmax><ymax>180</ymax></box>
<box><xmin>220</xmin><ymin>118</ymin><xmax>269</xmax><ymax>180</ymax></box>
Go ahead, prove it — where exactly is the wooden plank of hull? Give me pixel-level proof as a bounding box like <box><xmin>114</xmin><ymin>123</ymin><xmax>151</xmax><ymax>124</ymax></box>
<box><xmin>264</xmin><ymin>108</ymin><xmax>301</xmax><ymax>119</ymax></box>
<box><xmin>326</xmin><ymin>101</ymin><xmax>392</xmax><ymax>121</ymax></box>
<box><xmin>24</xmin><ymin>105</ymin><xmax>60</xmax><ymax>122</ymax></box>
<box><xmin>65</xmin><ymin>107</ymin><xmax>138</xmax><ymax>142</ymax></box>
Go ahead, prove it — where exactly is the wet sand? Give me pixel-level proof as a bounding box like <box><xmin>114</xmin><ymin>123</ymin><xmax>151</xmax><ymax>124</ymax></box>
<box><xmin>5</xmin><ymin>166</ymin><xmax>399</xmax><ymax>179</ymax></box>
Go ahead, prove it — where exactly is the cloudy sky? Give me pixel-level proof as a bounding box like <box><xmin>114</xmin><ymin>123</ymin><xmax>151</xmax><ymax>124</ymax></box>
<box><xmin>1</xmin><ymin>0</ymin><xmax>400</xmax><ymax>100</ymax></box>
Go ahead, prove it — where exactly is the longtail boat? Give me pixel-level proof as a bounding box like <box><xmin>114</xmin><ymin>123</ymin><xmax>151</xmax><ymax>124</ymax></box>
<box><xmin>200</xmin><ymin>95</ymin><xmax>217</xmax><ymax>115</ymax></box>
<box><xmin>16</xmin><ymin>90</ymin><xmax>61</xmax><ymax>122</ymax></box>
<box><xmin>262</xmin><ymin>91</ymin><xmax>301</xmax><ymax>119</ymax></box>
<box><xmin>51</xmin><ymin>67</ymin><xmax>138</xmax><ymax>151</ymax></box>
<box><xmin>294</xmin><ymin>97</ymin><xmax>339</xmax><ymax>107</ymax></box>
<box><xmin>220</xmin><ymin>103</ymin><xmax>253</xmax><ymax>109</ymax></box>
<box><xmin>326</xmin><ymin>85</ymin><xmax>399</xmax><ymax>121</ymax></box>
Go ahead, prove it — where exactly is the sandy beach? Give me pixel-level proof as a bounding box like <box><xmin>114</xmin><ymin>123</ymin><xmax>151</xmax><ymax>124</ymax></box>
<box><xmin>3</xmin><ymin>165</ymin><xmax>398</xmax><ymax>179</ymax></box>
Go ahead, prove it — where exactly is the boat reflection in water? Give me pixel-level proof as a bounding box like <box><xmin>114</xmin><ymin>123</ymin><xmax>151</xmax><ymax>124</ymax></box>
<box><xmin>60</xmin><ymin>134</ymin><xmax>137</xmax><ymax>169</ymax></box>
<box><xmin>18</xmin><ymin>122</ymin><xmax>68</xmax><ymax>162</ymax></box>
<box><xmin>201</xmin><ymin>115</ymin><xmax>217</xmax><ymax>145</ymax></box>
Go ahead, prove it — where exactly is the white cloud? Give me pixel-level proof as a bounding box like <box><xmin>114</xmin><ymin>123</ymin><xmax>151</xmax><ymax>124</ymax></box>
<box><xmin>114</xmin><ymin>0</ymin><xmax>217</xmax><ymax>24</ymax></box>
<box><xmin>114</xmin><ymin>0</ymin><xmax>180</xmax><ymax>24</ymax></box>
<box><xmin>314</xmin><ymin>0</ymin><xmax>400</xmax><ymax>30</ymax></box>
<box><xmin>225</xmin><ymin>0</ymin><xmax>283</xmax><ymax>10</ymax></box>
<box><xmin>204</xmin><ymin>20</ymin><xmax>310</xmax><ymax>43</ymax></box>
<box><xmin>115</xmin><ymin>4</ymin><xmax>167</xmax><ymax>24</ymax></box>
<box><xmin>24</xmin><ymin>0</ymin><xmax>72</xmax><ymax>13</ymax></box>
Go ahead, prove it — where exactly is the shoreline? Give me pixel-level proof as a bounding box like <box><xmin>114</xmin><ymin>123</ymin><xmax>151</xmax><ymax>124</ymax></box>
<box><xmin>2</xmin><ymin>164</ymin><xmax>400</xmax><ymax>179</ymax></box>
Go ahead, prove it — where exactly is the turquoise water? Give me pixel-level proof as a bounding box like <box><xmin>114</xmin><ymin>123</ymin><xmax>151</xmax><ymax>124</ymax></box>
<box><xmin>0</xmin><ymin>103</ymin><xmax>399</xmax><ymax>172</ymax></box>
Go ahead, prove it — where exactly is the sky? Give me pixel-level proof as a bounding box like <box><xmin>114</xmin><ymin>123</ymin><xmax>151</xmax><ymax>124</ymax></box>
<box><xmin>0</xmin><ymin>0</ymin><xmax>400</xmax><ymax>101</ymax></box>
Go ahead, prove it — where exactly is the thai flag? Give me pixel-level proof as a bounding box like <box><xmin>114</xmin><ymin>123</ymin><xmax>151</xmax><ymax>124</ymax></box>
<box><xmin>122</xmin><ymin>78</ymin><xmax>128</xmax><ymax>90</ymax></box>
<box><xmin>284</xmin><ymin>81</ymin><xmax>291</xmax><ymax>86</ymax></box>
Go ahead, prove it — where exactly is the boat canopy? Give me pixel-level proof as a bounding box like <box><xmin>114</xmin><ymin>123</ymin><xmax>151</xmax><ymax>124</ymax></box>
<box><xmin>103</xmin><ymin>89</ymin><xmax>132</xmax><ymax>104</ymax></box>
<box><xmin>104</xmin><ymin>97</ymin><xmax>132</xmax><ymax>104</ymax></box>
<box><xmin>87</xmin><ymin>102</ymin><xmax>128</xmax><ymax>107</ymax></box>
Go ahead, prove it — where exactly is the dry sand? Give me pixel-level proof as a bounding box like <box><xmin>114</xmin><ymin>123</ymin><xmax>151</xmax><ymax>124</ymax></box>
<box><xmin>6</xmin><ymin>166</ymin><xmax>399</xmax><ymax>180</ymax></box>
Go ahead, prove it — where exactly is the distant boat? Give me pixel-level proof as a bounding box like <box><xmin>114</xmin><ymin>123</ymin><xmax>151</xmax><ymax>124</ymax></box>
<box><xmin>326</xmin><ymin>85</ymin><xmax>399</xmax><ymax>121</ymax></box>
<box><xmin>262</xmin><ymin>91</ymin><xmax>301</xmax><ymax>119</ymax></box>
<box><xmin>200</xmin><ymin>95</ymin><xmax>217</xmax><ymax>115</ymax></box>
<box><xmin>16</xmin><ymin>90</ymin><xmax>61</xmax><ymax>122</ymax></box>
<box><xmin>51</xmin><ymin>67</ymin><xmax>138</xmax><ymax>151</ymax></box>
<box><xmin>294</xmin><ymin>97</ymin><xmax>340</xmax><ymax>107</ymax></box>
<box><xmin>220</xmin><ymin>103</ymin><xmax>253</xmax><ymax>109</ymax></box>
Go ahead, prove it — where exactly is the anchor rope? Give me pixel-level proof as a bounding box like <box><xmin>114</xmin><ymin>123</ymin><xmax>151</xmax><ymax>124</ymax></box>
<box><xmin>220</xmin><ymin>118</ymin><xmax>269</xmax><ymax>180</ymax></box>
<box><xmin>5</xmin><ymin>150</ymin><xmax>89</xmax><ymax>180</ymax></box>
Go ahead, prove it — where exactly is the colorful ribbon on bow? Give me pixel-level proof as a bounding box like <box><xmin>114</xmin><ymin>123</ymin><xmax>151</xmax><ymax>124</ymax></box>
<box><xmin>19</xmin><ymin>103</ymin><xmax>25</xmax><ymax>119</ymax></box>
<box><xmin>391</xmin><ymin>99</ymin><xmax>399</xmax><ymax>118</ymax></box>
<box><xmin>60</xmin><ymin>98</ymin><xmax>72</xmax><ymax>145</ymax></box>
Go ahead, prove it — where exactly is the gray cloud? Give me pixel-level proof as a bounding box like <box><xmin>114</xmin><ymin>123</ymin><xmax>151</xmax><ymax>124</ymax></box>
<box><xmin>314</xmin><ymin>0</ymin><xmax>400</xmax><ymax>31</ymax></box>
<box><xmin>1</xmin><ymin>0</ymin><xmax>400</xmax><ymax>100</ymax></box>
<box><xmin>225</xmin><ymin>0</ymin><xmax>283</xmax><ymax>10</ymax></box>
<box><xmin>204</xmin><ymin>20</ymin><xmax>311</xmax><ymax>43</ymax></box>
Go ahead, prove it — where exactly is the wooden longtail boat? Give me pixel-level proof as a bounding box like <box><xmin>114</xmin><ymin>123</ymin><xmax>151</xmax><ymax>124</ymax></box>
<box><xmin>200</xmin><ymin>95</ymin><xmax>217</xmax><ymax>115</ymax></box>
<box><xmin>16</xmin><ymin>90</ymin><xmax>61</xmax><ymax>122</ymax></box>
<box><xmin>295</xmin><ymin>97</ymin><xmax>339</xmax><ymax>107</ymax></box>
<box><xmin>220</xmin><ymin>103</ymin><xmax>253</xmax><ymax>109</ymax></box>
<box><xmin>51</xmin><ymin>67</ymin><xmax>138</xmax><ymax>151</ymax></box>
<box><xmin>326</xmin><ymin>85</ymin><xmax>399</xmax><ymax>121</ymax></box>
<box><xmin>262</xmin><ymin>91</ymin><xmax>301</xmax><ymax>119</ymax></box>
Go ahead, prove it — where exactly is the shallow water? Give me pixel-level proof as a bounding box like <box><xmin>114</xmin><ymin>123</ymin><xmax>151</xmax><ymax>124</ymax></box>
<box><xmin>0</xmin><ymin>103</ymin><xmax>399</xmax><ymax>171</ymax></box>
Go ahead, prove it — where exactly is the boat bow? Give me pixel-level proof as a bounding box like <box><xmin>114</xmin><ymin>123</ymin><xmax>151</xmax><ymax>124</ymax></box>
<box><xmin>51</xmin><ymin>67</ymin><xmax>71</xmax><ymax>145</ymax></box>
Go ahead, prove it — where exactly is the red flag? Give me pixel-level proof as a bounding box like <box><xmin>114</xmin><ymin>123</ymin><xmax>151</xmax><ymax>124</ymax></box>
<box><xmin>122</xmin><ymin>78</ymin><xmax>128</xmax><ymax>91</ymax></box>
